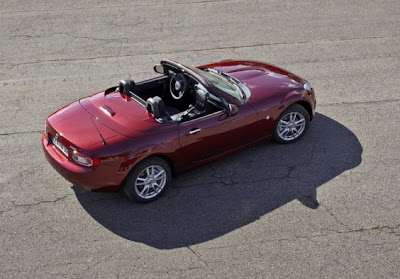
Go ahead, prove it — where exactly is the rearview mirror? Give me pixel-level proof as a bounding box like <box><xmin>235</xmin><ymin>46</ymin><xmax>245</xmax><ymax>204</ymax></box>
<box><xmin>227</xmin><ymin>104</ymin><xmax>238</xmax><ymax>116</ymax></box>
<box><xmin>153</xmin><ymin>64</ymin><xmax>165</xmax><ymax>74</ymax></box>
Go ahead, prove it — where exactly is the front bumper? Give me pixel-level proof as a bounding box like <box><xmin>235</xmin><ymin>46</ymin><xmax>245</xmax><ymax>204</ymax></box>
<box><xmin>42</xmin><ymin>133</ymin><xmax>124</xmax><ymax>191</ymax></box>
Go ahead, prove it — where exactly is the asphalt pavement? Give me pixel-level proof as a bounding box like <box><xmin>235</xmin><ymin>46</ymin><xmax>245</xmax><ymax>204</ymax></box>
<box><xmin>1</xmin><ymin>0</ymin><xmax>399</xmax><ymax>278</ymax></box>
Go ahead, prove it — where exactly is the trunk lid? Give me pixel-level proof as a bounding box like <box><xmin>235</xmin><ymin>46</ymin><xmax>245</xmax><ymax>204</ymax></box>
<box><xmin>79</xmin><ymin>90</ymin><xmax>160</xmax><ymax>138</ymax></box>
<box><xmin>47</xmin><ymin>101</ymin><xmax>106</xmax><ymax>149</ymax></box>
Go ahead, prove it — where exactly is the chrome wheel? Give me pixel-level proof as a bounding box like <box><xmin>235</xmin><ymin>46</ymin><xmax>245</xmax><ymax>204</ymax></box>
<box><xmin>277</xmin><ymin>112</ymin><xmax>306</xmax><ymax>141</ymax></box>
<box><xmin>135</xmin><ymin>165</ymin><xmax>167</xmax><ymax>200</ymax></box>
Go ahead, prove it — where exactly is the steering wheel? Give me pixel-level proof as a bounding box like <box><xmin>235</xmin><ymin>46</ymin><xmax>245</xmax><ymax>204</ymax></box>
<box><xmin>169</xmin><ymin>73</ymin><xmax>188</xmax><ymax>100</ymax></box>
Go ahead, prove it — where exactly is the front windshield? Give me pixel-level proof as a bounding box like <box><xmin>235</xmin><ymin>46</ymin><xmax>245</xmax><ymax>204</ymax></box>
<box><xmin>194</xmin><ymin>68</ymin><xmax>243</xmax><ymax>100</ymax></box>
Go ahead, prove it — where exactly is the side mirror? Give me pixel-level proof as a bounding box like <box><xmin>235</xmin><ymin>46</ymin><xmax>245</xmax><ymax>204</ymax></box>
<box><xmin>227</xmin><ymin>103</ymin><xmax>238</xmax><ymax>116</ymax></box>
<box><xmin>153</xmin><ymin>64</ymin><xmax>165</xmax><ymax>74</ymax></box>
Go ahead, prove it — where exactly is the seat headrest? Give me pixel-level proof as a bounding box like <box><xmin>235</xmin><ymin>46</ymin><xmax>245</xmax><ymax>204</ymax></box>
<box><xmin>119</xmin><ymin>80</ymin><xmax>135</xmax><ymax>96</ymax></box>
<box><xmin>146</xmin><ymin>96</ymin><xmax>166</xmax><ymax>119</ymax></box>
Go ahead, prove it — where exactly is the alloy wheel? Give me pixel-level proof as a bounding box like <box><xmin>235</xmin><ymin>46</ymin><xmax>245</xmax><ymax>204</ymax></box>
<box><xmin>277</xmin><ymin>112</ymin><xmax>306</xmax><ymax>141</ymax></box>
<box><xmin>134</xmin><ymin>165</ymin><xmax>167</xmax><ymax>199</ymax></box>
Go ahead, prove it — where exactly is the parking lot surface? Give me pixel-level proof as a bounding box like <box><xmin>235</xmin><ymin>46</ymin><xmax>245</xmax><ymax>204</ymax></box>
<box><xmin>1</xmin><ymin>0</ymin><xmax>399</xmax><ymax>278</ymax></box>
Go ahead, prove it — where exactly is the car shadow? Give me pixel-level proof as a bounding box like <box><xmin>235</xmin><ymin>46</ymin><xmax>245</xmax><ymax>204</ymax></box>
<box><xmin>73</xmin><ymin>113</ymin><xmax>362</xmax><ymax>249</ymax></box>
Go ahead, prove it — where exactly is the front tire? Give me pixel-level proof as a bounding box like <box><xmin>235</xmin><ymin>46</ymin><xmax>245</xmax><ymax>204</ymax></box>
<box><xmin>123</xmin><ymin>157</ymin><xmax>171</xmax><ymax>203</ymax></box>
<box><xmin>273</xmin><ymin>104</ymin><xmax>310</xmax><ymax>144</ymax></box>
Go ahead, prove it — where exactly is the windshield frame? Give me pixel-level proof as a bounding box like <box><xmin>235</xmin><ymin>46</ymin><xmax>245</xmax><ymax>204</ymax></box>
<box><xmin>160</xmin><ymin>60</ymin><xmax>251</xmax><ymax>105</ymax></box>
<box><xmin>195</xmin><ymin>68</ymin><xmax>244</xmax><ymax>101</ymax></box>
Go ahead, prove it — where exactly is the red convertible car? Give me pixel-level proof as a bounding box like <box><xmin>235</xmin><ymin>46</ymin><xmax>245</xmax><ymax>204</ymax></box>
<box><xmin>42</xmin><ymin>59</ymin><xmax>316</xmax><ymax>202</ymax></box>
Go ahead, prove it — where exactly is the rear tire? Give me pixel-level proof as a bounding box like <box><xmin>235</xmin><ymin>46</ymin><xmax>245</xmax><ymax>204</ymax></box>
<box><xmin>123</xmin><ymin>157</ymin><xmax>171</xmax><ymax>203</ymax></box>
<box><xmin>273</xmin><ymin>104</ymin><xmax>310</xmax><ymax>144</ymax></box>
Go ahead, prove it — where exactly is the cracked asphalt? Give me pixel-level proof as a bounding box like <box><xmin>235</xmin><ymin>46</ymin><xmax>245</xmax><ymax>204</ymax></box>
<box><xmin>1</xmin><ymin>0</ymin><xmax>399</xmax><ymax>278</ymax></box>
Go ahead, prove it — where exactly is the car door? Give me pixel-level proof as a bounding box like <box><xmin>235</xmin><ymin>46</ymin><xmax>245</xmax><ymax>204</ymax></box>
<box><xmin>178</xmin><ymin>104</ymin><xmax>260</xmax><ymax>164</ymax></box>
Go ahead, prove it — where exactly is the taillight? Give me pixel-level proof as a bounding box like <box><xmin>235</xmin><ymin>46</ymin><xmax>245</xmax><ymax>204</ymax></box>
<box><xmin>71</xmin><ymin>151</ymin><xmax>100</xmax><ymax>167</ymax></box>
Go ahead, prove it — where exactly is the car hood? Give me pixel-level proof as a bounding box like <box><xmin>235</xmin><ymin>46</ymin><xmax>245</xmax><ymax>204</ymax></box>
<box><xmin>200</xmin><ymin>60</ymin><xmax>306</xmax><ymax>102</ymax></box>
<box><xmin>79</xmin><ymin>90</ymin><xmax>161</xmax><ymax>138</ymax></box>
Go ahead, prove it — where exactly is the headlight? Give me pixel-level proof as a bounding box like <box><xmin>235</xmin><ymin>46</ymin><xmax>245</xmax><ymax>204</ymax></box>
<box><xmin>303</xmin><ymin>82</ymin><xmax>312</xmax><ymax>91</ymax></box>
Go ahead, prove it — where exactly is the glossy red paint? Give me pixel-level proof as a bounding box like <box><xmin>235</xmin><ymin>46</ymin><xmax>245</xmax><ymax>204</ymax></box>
<box><xmin>42</xmin><ymin>59</ymin><xmax>316</xmax><ymax>192</ymax></box>
<box><xmin>201</xmin><ymin>60</ymin><xmax>315</xmax><ymax>134</ymax></box>
<box><xmin>178</xmin><ymin>104</ymin><xmax>261</xmax><ymax>164</ymax></box>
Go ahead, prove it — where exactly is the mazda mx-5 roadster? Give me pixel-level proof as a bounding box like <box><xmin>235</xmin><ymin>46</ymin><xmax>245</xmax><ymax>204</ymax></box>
<box><xmin>42</xmin><ymin>59</ymin><xmax>316</xmax><ymax>202</ymax></box>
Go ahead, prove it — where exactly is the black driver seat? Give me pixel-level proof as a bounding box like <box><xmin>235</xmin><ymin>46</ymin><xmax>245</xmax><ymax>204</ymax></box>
<box><xmin>146</xmin><ymin>96</ymin><xmax>168</xmax><ymax>119</ymax></box>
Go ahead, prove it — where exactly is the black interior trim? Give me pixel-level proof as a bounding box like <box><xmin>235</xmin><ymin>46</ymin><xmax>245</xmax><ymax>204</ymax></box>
<box><xmin>104</xmin><ymin>86</ymin><xmax>118</xmax><ymax>96</ymax></box>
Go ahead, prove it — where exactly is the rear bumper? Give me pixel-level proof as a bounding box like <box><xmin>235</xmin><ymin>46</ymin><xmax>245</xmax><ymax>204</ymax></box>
<box><xmin>42</xmin><ymin>133</ymin><xmax>123</xmax><ymax>191</ymax></box>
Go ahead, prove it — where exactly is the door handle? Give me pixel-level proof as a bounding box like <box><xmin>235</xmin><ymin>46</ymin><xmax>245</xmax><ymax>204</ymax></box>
<box><xmin>189</xmin><ymin>128</ymin><xmax>201</xmax><ymax>135</ymax></box>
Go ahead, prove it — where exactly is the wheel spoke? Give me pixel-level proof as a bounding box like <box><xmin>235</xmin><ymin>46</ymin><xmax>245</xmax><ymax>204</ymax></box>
<box><xmin>140</xmin><ymin>185</ymin><xmax>150</xmax><ymax>197</ymax></box>
<box><xmin>146</xmin><ymin>166</ymin><xmax>155</xmax><ymax>177</ymax></box>
<box><xmin>282</xmin><ymin>128</ymin><xmax>289</xmax><ymax>136</ymax></box>
<box><xmin>295</xmin><ymin>119</ymin><xmax>305</xmax><ymax>125</ymax></box>
<box><xmin>153</xmin><ymin>182</ymin><xmax>161</xmax><ymax>192</ymax></box>
<box><xmin>136</xmin><ymin>177</ymin><xmax>146</xmax><ymax>182</ymax></box>
<box><xmin>136</xmin><ymin>181</ymin><xmax>146</xmax><ymax>186</ymax></box>
<box><xmin>154</xmin><ymin>170</ymin><xmax>165</xmax><ymax>180</ymax></box>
